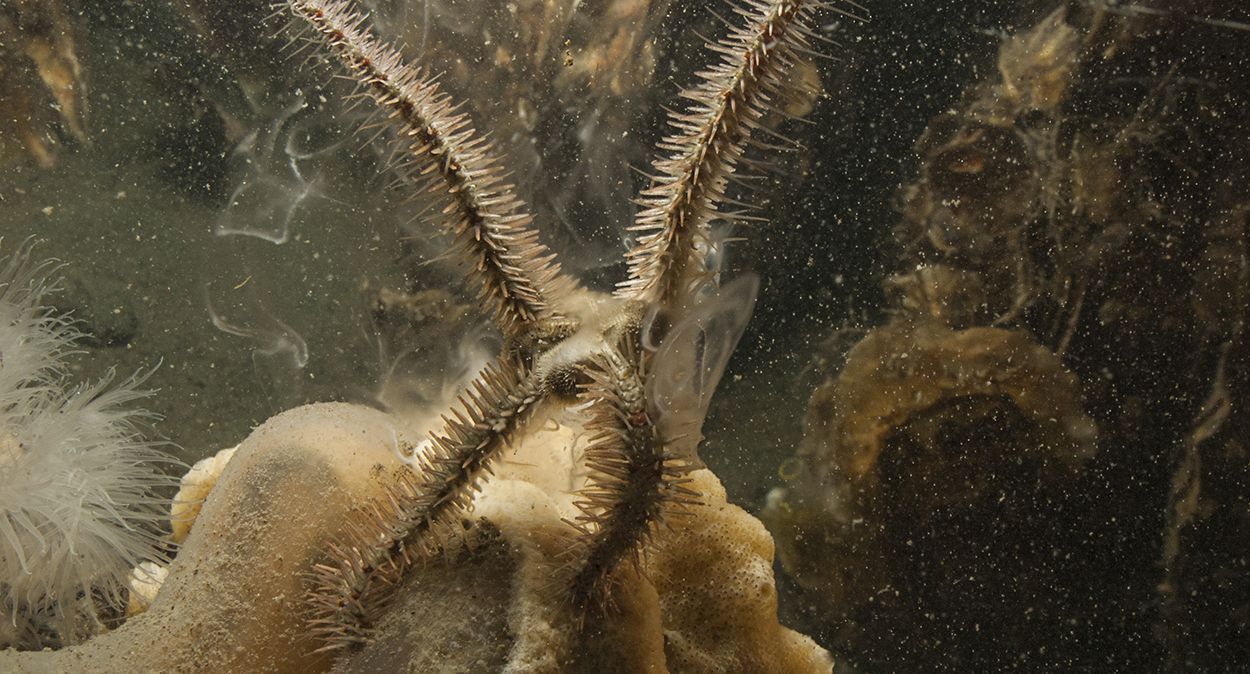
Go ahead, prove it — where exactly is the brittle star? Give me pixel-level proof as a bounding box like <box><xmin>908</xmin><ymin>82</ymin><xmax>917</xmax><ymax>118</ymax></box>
<box><xmin>282</xmin><ymin>0</ymin><xmax>862</xmax><ymax>653</ymax></box>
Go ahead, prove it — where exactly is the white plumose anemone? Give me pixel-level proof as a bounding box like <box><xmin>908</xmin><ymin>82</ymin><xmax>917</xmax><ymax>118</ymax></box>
<box><xmin>0</xmin><ymin>242</ymin><xmax>176</xmax><ymax>650</ymax></box>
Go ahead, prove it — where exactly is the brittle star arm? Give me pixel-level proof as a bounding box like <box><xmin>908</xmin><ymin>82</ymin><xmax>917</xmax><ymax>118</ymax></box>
<box><xmin>618</xmin><ymin>0</ymin><xmax>861</xmax><ymax>310</ymax></box>
<box><xmin>305</xmin><ymin>356</ymin><xmax>543</xmax><ymax>652</ymax></box>
<box><xmin>559</xmin><ymin>341</ymin><xmax>698</xmax><ymax>616</ymax></box>
<box><xmin>288</xmin><ymin>0</ymin><xmax>573</xmax><ymax>333</ymax></box>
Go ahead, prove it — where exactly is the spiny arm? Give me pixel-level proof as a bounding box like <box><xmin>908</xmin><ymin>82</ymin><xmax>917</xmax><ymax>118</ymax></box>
<box><xmin>559</xmin><ymin>342</ymin><xmax>697</xmax><ymax>615</ymax></box>
<box><xmin>619</xmin><ymin>0</ymin><xmax>860</xmax><ymax>308</ymax></box>
<box><xmin>288</xmin><ymin>0</ymin><xmax>571</xmax><ymax>332</ymax></box>
<box><xmin>306</xmin><ymin>356</ymin><xmax>543</xmax><ymax>652</ymax></box>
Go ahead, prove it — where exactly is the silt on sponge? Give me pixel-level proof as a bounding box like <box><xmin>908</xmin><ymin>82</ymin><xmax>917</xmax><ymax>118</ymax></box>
<box><xmin>1</xmin><ymin>400</ymin><xmax>831</xmax><ymax>672</ymax></box>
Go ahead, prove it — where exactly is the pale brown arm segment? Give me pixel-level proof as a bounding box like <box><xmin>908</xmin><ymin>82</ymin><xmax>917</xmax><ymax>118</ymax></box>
<box><xmin>288</xmin><ymin>0</ymin><xmax>571</xmax><ymax>332</ymax></box>
<box><xmin>619</xmin><ymin>0</ymin><xmax>862</xmax><ymax>309</ymax></box>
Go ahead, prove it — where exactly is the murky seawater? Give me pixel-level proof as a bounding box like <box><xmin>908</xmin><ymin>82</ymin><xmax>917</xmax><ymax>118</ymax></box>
<box><xmin>3</xmin><ymin>0</ymin><xmax>1248</xmax><ymax>670</ymax></box>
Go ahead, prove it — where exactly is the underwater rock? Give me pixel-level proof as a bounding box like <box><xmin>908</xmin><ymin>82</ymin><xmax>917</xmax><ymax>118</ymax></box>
<box><xmin>770</xmin><ymin>2</ymin><xmax>1250</xmax><ymax>669</ymax></box>
<box><xmin>3</xmin><ymin>399</ymin><xmax>830</xmax><ymax>672</ymax></box>
<box><xmin>817</xmin><ymin>317</ymin><xmax>1095</xmax><ymax>482</ymax></box>
<box><xmin>1158</xmin><ymin>204</ymin><xmax>1250</xmax><ymax>670</ymax></box>
<box><xmin>0</xmin><ymin>0</ymin><xmax>87</xmax><ymax>167</ymax></box>
<box><xmin>764</xmin><ymin>316</ymin><xmax>1095</xmax><ymax>667</ymax></box>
